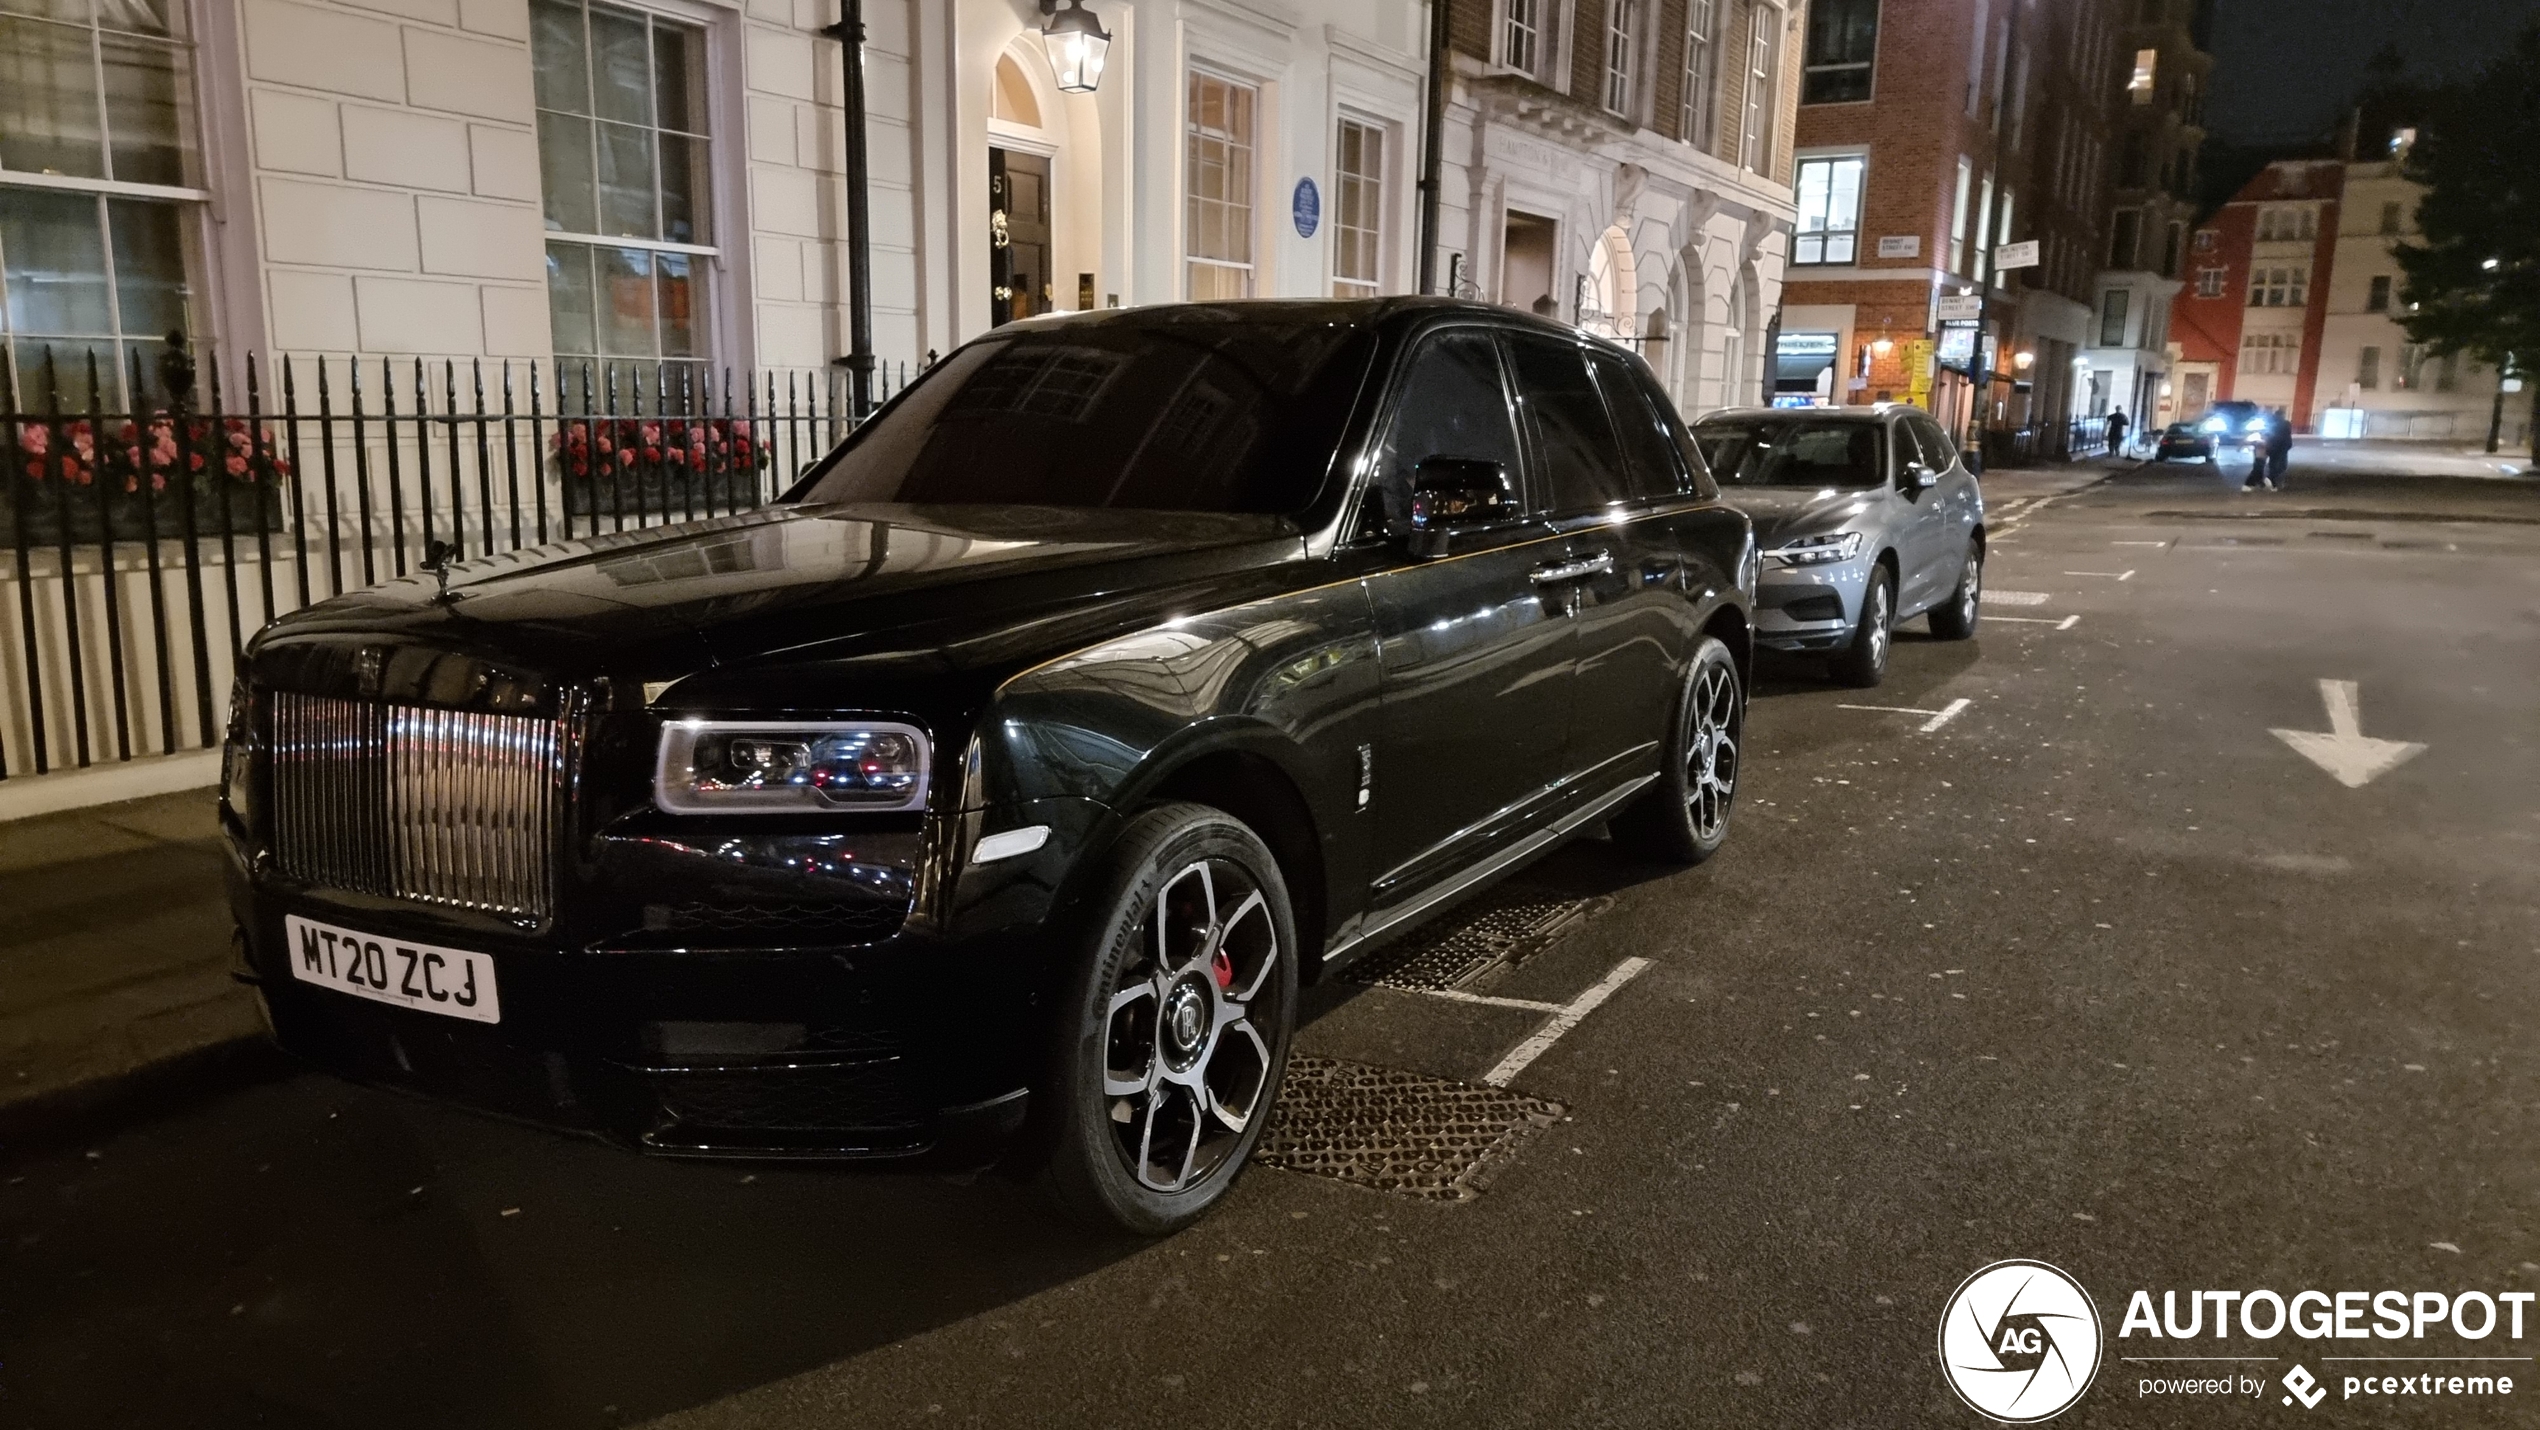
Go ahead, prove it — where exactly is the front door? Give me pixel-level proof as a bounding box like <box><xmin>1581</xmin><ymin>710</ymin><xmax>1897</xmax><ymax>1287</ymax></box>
<box><xmin>1890</xmin><ymin>415</ymin><xmax>1951</xmax><ymax>612</ymax></box>
<box><xmin>989</xmin><ymin>148</ymin><xmax>1051</xmax><ymax>326</ymax></box>
<box><xmin>1361</xmin><ymin>328</ymin><xmax>1572</xmax><ymax>909</ymax></box>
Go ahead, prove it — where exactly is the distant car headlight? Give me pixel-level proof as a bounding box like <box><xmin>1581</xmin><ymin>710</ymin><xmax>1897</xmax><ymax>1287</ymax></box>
<box><xmin>656</xmin><ymin>720</ymin><xmax>930</xmax><ymax>813</ymax></box>
<box><xmin>1765</xmin><ymin>531</ymin><xmax>1864</xmax><ymax>567</ymax></box>
<box><xmin>2199</xmin><ymin>416</ymin><xmax>2227</xmax><ymax>433</ymax></box>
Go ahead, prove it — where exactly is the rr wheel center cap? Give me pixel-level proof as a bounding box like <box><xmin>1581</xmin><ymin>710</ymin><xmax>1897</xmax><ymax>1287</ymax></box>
<box><xmin>1161</xmin><ymin>979</ymin><xmax>1210</xmax><ymax>1069</ymax></box>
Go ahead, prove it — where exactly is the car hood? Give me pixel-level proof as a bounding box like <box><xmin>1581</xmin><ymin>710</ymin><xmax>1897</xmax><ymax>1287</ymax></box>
<box><xmin>1715</xmin><ymin>486</ymin><xmax>1884</xmax><ymax>547</ymax></box>
<box><xmin>252</xmin><ymin>503</ymin><xmax>1310</xmax><ymax>690</ymax></box>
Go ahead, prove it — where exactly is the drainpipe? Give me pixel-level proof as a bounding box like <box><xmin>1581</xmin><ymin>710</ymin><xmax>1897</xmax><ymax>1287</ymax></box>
<box><xmin>1415</xmin><ymin>0</ymin><xmax>1448</xmax><ymax>294</ymax></box>
<box><xmin>823</xmin><ymin>0</ymin><xmax>876</xmax><ymax>418</ymax></box>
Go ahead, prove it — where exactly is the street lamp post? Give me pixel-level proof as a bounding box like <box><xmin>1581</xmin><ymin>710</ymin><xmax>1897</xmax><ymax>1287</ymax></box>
<box><xmin>821</xmin><ymin>0</ymin><xmax>876</xmax><ymax>420</ymax></box>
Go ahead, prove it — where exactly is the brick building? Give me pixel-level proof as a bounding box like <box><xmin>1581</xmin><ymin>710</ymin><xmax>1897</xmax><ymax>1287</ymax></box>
<box><xmin>1775</xmin><ymin>0</ymin><xmax>2141</xmax><ymax>457</ymax></box>
<box><xmin>2169</xmin><ymin>159</ymin><xmax>2344</xmax><ymax>431</ymax></box>
<box><xmin>2085</xmin><ymin>0</ymin><xmax>2210</xmax><ymax>435</ymax></box>
<box><xmin>1431</xmin><ymin>0</ymin><xmax>1803</xmax><ymax>415</ymax></box>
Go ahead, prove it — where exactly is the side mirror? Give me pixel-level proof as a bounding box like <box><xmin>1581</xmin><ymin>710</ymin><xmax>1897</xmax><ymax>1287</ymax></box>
<box><xmin>1904</xmin><ymin>461</ymin><xmax>1940</xmax><ymax>490</ymax></box>
<box><xmin>1408</xmin><ymin>457</ymin><xmax>1516</xmax><ymax>557</ymax></box>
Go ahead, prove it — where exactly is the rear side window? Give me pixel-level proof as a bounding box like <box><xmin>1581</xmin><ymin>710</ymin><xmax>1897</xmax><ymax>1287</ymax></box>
<box><xmin>1508</xmin><ymin>335</ymin><xmax>1631</xmax><ymax>513</ymax></box>
<box><xmin>1363</xmin><ymin>329</ymin><xmax>1525</xmax><ymax>538</ymax></box>
<box><xmin>1909</xmin><ymin>413</ymin><xmax>1957</xmax><ymax>470</ymax></box>
<box><xmin>1588</xmin><ymin>351</ymin><xmax>1690</xmax><ymax>500</ymax></box>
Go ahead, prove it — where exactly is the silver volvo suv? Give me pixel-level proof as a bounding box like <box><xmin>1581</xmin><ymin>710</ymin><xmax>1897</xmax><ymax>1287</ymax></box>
<box><xmin>1692</xmin><ymin>406</ymin><xmax>1985</xmax><ymax>687</ymax></box>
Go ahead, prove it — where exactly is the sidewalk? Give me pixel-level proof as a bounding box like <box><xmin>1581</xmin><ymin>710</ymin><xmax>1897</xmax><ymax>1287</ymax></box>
<box><xmin>0</xmin><ymin>789</ymin><xmax>264</xmax><ymax>1134</ymax></box>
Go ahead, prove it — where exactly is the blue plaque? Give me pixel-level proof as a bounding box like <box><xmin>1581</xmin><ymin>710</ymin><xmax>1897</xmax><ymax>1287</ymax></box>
<box><xmin>1292</xmin><ymin>177</ymin><xmax>1320</xmax><ymax>238</ymax></box>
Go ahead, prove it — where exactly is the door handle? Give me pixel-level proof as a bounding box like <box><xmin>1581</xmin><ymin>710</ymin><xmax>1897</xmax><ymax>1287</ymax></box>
<box><xmin>1528</xmin><ymin>551</ymin><xmax>1614</xmax><ymax>585</ymax></box>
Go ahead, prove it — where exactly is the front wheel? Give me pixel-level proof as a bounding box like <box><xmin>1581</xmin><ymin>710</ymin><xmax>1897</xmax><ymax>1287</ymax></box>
<box><xmin>1831</xmin><ymin>567</ymin><xmax>1894</xmax><ymax>688</ymax></box>
<box><xmin>1928</xmin><ymin>539</ymin><xmax>1982</xmax><ymax>640</ymax></box>
<box><xmin>1611</xmin><ymin>636</ymin><xmax>1741</xmax><ymax>865</ymax></box>
<box><xmin>1036</xmin><ymin>803</ymin><xmax>1296</xmax><ymax>1235</ymax></box>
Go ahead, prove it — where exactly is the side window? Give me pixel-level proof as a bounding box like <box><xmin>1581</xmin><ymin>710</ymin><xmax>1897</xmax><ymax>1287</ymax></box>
<box><xmin>1362</xmin><ymin>330</ymin><xmax>1524</xmax><ymax>538</ymax></box>
<box><xmin>1588</xmin><ymin>352</ymin><xmax>1691</xmax><ymax>499</ymax></box>
<box><xmin>1910</xmin><ymin>413</ymin><xmax>1958</xmax><ymax>471</ymax></box>
<box><xmin>1888</xmin><ymin>420</ymin><xmax>1920</xmax><ymax>483</ymax></box>
<box><xmin>1508</xmin><ymin>335</ymin><xmax>1631</xmax><ymax>514</ymax></box>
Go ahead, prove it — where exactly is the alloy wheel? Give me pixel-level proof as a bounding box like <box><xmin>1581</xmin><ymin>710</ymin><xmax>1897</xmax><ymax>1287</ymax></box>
<box><xmin>1099</xmin><ymin>858</ymin><xmax>1282</xmax><ymax>1193</ymax></box>
<box><xmin>1960</xmin><ymin>551</ymin><xmax>1982</xmax><ymax>625</ymax></box>
<box><xmin>1685</xmin><ymin>661</ymin><xmax>1740</xmax><ymax>841</ymax></box>
<box><xmin>1867</xmin><ymin>581</ymin><xmax>1892</xmax><ymax>668</ymax></box>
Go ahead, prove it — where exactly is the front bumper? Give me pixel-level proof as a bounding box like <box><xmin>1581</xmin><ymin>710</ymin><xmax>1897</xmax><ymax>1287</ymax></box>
<box><xmin>1753</xmin><ymin>558</ymin><xmax>1870</xmax><ymax>652</ymax></box>
<box><xmin>224</xmin><ymin>798</ymin><xmax>1107</xmax><ymax>1164</ymax></box>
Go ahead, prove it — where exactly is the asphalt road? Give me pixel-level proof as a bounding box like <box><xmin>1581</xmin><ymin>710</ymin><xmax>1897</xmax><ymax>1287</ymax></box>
<box><xmin>5</xmin><ymin>452</ymin><xmax>2536</xmax><ymax>1429</ymax></box>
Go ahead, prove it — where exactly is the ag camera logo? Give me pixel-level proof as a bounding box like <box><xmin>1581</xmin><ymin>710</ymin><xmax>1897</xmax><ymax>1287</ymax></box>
<box><xmin>1940</xmin><ymin>1260</ymin><xmax>2104</xmax><ymax>1422</ymax></box>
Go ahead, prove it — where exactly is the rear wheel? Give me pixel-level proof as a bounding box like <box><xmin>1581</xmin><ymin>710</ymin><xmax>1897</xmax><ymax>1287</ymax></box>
<box><xmin>1831</xmin><ymin>567</ymin><xmax>1894</xmax><ymax>688</ymax></box>
<box><xmin>1928</xmin><ymin>539</ymin><xmax>1982</xmax><ymax>640</ymax></box>
<box><xmin>1611</xmin><ymin>636</ymin><xmax>1741</xmax><ymax>865</ymax></box>
<box><xmin>1037</xmin><ymin>803</ymin><xmax>1296</xmax><ymax>1235</ymax></box>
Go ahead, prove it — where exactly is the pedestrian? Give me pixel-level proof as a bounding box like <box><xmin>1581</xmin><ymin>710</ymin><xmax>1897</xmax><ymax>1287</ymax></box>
<box><xmin>2248</xmin><ymin>409</ymin><xmax>2292</xmax><ymax>491</ymax></box>
<box><xmin>2104</xmin><ymin>408</ymin><xmax>2129</xmax><ymax>456</ymax></box>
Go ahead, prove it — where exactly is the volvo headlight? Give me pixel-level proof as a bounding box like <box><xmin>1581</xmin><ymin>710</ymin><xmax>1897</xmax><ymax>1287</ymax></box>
<box><xmin>656</xmin><ymin>721</ymin><xmax>930</xmax><ymax>814</ymax></box>
<box><xmin>1765</xmin><ymin>531</ymin><xmax>1865</xmax><ymax>567</ymax></box>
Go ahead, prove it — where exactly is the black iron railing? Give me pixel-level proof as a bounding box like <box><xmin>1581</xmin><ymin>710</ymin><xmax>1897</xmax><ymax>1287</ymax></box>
<box><xmin>1</xmin><ymin>347</ymin><xmax>907</xmax><ymax>782</ymax></box>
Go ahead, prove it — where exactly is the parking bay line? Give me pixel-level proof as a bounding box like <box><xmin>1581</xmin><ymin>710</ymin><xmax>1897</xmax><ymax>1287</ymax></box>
<box><xmin>1480</xmin><ymin>957</ymin><xmax>1651</xmax><ymax>1088</ymax></box>
<box><xmin>1987</xmin><ymin>614</ymin><xmax>2081</xmax><ymax>629</ymax></box>
<box><xmin>1988</xmin><ymin>590</ymin><xmax>2051</xmax><ymax>606</ymax></box>
<box><xmin>2063</xmin><ymin>569</ymin><xmax>2137</xmax><ymax>580</ymax></box>
<box><xmin>1835</xmin><ymin>697</ymin><xmax>1973</xmax><ymax>732</ymax></box>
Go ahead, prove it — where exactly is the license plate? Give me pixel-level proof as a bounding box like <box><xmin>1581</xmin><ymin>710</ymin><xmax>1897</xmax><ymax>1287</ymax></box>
<box><xmin>283</xmin><ymin>915</ymin><xmax>502</xmax><ymax>1024</ymax></box>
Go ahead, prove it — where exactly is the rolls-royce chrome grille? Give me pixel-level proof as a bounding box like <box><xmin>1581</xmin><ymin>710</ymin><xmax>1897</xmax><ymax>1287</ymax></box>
<box><xmin>270</xmin><ymin>693</ymin><xmax>563</xmax><ymax>920</ymax></box>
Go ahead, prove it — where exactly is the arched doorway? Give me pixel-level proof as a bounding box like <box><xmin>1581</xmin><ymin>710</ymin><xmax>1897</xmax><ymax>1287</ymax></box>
<box><xmin>1719</xmin><ymin>268</ymin><xmax>1748</xmax><ymax>410</ymax></box>
<box><xmin>1581</xmin><ymin>223</ymin><xmax>1636</xmax><ymax>342</ymax></box>
<box><xmin>988</xmin><ymin>53</ymin><xmax>1055</xmax><ymax>325</ymax></box>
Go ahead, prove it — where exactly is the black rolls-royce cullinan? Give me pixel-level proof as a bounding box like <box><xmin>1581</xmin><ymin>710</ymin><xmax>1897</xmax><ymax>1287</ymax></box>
<box><xmin>222</xmin><ymin>298</ymin><xmax>1757</xmax><ymax>1232</ymax></box>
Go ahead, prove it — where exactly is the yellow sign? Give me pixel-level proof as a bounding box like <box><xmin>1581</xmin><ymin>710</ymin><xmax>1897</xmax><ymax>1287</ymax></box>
<box><xmin>1904</xmin><ymin>339</ymin><xmax>1935</xmax><ymax>410</ymax></box>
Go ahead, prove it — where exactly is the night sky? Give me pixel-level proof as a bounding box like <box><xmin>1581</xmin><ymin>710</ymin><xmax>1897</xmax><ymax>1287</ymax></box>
<box><xmin>2204</xmin><ymin>0</ymin><xmax>2540</xmax><ymax>145</ymax></box>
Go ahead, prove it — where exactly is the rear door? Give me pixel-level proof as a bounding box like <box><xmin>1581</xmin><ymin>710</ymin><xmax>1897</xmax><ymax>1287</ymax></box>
<box><xmin>1908</xmin><ymin>411</ymin><xmax>1981</xmax><ymax>594</ymax></box>
<box><xmin>1507</xmin><ymin>334</ymin><xmax>1684</xmax><ymax>794</ymax></box>
<box><xmin>1888</xmin><ymin>414</ymin><xmax>1951</xmax><ymax>613</ymax></box>
<box><xmin>1360</xmin><ymin>328</ymin><xmax>1574</xmax><ymax>910</ymax></box>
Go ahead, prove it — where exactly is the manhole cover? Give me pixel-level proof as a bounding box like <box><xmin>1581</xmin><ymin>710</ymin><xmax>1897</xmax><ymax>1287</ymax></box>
<box><xmin>1342</xmin><ymin>888</ymin><xmax>1598</xmax><ymax>993</ymax></box>
<box><xmin>1255</xmin><ymin>1057</ymin><xmax>1563</xmax><ymax>1202</ymax></box>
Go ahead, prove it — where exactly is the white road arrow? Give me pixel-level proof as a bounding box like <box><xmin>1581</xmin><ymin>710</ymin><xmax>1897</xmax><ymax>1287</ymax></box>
<box><xmin>2270</xmin><ymin>680</ymin><xmax>2426</xmax><ymax>788</ymax></box>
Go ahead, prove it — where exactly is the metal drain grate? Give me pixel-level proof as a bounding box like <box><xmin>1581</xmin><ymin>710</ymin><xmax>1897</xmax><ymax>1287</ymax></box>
<box><xmin>1254</xmin><ymin>1057</ymin><xmax>1562</xmax><ymax>1201</ymax></box>
<box><xmin>1342</xmin><ymin>889</ymin><xmax>1598</xmax><ymax>992</ymax></box>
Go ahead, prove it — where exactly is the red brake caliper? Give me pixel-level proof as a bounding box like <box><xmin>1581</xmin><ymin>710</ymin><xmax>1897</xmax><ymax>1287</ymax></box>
<box><xmin>1210</xmin><ymin>946</ymin><xmax>1234</xmax><ymax>991</ymax></box>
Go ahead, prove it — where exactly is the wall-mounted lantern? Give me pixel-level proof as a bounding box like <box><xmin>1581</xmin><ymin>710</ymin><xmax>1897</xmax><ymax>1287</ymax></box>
<box><xmin>1040</xmin><ymin>1</ymin><xmax>1111</xmax><ymax>94</ymax></box>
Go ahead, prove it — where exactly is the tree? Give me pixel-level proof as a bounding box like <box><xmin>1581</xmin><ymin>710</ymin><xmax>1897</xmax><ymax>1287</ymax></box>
<box><xmin>2391</xmin><ymin>21</ymin><xmax>2540</xmax><ymax>459</ymax></box>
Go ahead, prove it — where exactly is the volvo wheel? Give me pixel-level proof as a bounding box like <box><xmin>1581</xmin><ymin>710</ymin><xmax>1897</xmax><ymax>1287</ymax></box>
<box><xmin>1612</xmin><ymin>636</ymin><xmax>1742</xmax><ymax>865</ymax></box>
<box><xmin>1929</xmin><ymin>538</ymin><xmax>1982</xmax><ymax>640</ymax></box>
<box><xmin>1832</xmin><ymin>566</ymin><xmax>1895</xmax><ymax>687</ymax></box>
<box><xmin>1040</xmin><ymin>803</ymin><xmax>1296</xmax><ymax>1235</ymax></box>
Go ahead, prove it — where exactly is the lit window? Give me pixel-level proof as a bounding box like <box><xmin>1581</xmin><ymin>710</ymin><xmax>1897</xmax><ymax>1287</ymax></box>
<box><xmin>2127</xmin><ymin>46</ymin><xmax>2156</xmax><ymax>103</ymax></box>
<box><xmin>533</xmin><ymin>0</ymin><xmax>718</xmax><ymax>381</ymax></box>
<box><xmin>1185</xmin><ymin>72</ymin><xmax>1256</xmax><ymax>301</ymax></box>
<box><xmin>1332</xmin><ymin>118</ymin><xmax>1384</xmax><ymax>299</ymax></box>
<box><xmin>1802</xmin><ymin>0</ymin><xmax>1877</xmax><ymax>105</ymax></box>
<box><xmin>0</xmin><ymin>0</ymin><xmax>203</xmax><ymax>407</ymax></box>
<box><xmin>1791</xmin><ymin>156</ymin><xmax>1864</xmax><ymax>265</ymax></box>
<box><xmin>1949</xmin><ymin>156</ymin><xmax>1972</xmax><ymax>273</ymax></box>
<box><xmin>2246</xmin><ymin>264</ymin><xmax>2307</xmax><ymax>308</ymax></box>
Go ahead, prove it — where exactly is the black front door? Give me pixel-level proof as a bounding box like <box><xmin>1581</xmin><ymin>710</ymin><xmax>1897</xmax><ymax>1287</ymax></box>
<box><xmin>989</xmin><ymin>148</ymin><xmax>1051</xmax><ymax>326</ymax></box>
<box><xmin>1361</xmin><ymin>328</ymin><xmax>1573</xmax><ymax>909</ymax></box>
<box><xmin>1506</xmin><ymin>334</ymin><xmax>1686</xmax><ymax>793</ymax></box>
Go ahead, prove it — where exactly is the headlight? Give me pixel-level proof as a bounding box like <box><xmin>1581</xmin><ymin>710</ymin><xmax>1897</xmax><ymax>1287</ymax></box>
<box><xmin>221</xmin><ymin>677</ymin><xmax>253</xmax><ymax>820</ymax></box>
<box><xmin>2199</xmin><ymin>417</ymin><xmax>2226</xmax><ymax>433</ymax></box>
<box><xmin>655</xmin><ymin>720</ymin><xmax>930</xmax><ymax>814</ymax></box>
<box><xmin>1764</xmin><ymin>531</ymin><xmax>1864</xmax><ymax>567</ymax></box>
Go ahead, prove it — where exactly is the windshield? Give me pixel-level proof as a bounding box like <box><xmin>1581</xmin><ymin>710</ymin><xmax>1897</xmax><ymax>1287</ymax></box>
<box><xmin>1692</xmin><ymin>418</ymin><xmax>1887</xmax><ymax>489</ymax></box>
<box><xmin>791</xmin><ymin>320</ymin><xmax>1377</xmax><ymax>514</ymax></box>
